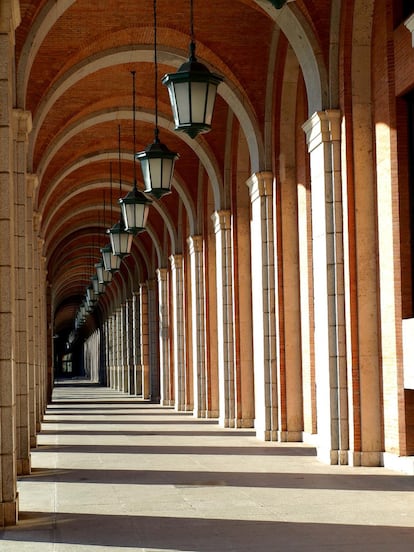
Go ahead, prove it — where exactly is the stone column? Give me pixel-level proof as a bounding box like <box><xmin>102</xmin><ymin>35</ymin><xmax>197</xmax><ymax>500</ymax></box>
<box><xmin>116</xmin><ymin>308</ymin><xmax>123</xmax><ymax>391</ymax></box>
<box><xmin>33</xmin><ymin>235</ymin><xmax>43</xmax><ymax>431</ymax></box>
<box><xmin>126</xmin><ymin>298</ymin><xmax>134</xmax><ymax>394</ymax></box>
<box><xmin>246</xmin><ymin>172</ymin><xmax>278</xmax><ymax>441</ymax></box>
<box><xmin>138</xmin><ymin>285</ymin><xmax>150</xmax><ymax>399</ymax></box>
<box><xmin>26</xmin><ymin>175</ymin><xmax>37</xmax><ymax>449</ymax></box>
<box><xmin>212</xmin><ymin>210</ymin><xmax>236</xmax><ymax>428</ymax></box>
<box><xmin>0</xmin><ymin>0</ymin><xmax>20</xmax><ymax>525</ymax></box>
<box><xmin>134</xmin><ymin>284</ymin><xmax>144</xmax><ymax>399</ymax></box>
<box><xmin>13</xmin><ymin>109</ymin><xmax>32</xmax><ymax>475</ymax></box>
<box><xmin>303</xmin><ymin>110</ymin><xmax>348</xmax><ymax>465</ymax></box>
<box><xmin>132</xmin><ymin>292</ymin><xmax>141</xmax><ymax>395</ymax></box>
<box><xmin>108</xmin><ymin>315</ymin><xmax>115</xmax><ymax>389</ymax></box>
<box><xmin>170</xmin><ymin>254</ymin><xmax>188</xmax><ymax>411</ymax></box>
<box><xmin>188</xmin><ymin>236</ymin><xmax>208</xmax><ymax>417</ymax></box>
<box><xmin>157</xmin><ymin>269</ymin><xmax>171</xmax><ymax>405</ymax></box>
<box><xmin>121</xmin><ymin>304</ymin><xmax>128</xmax><ymax>393</ymax></box>
<box><xmin>147</xmin><ymin>279</ymin><xmax>159</xmax><ymax>401</ymax></box>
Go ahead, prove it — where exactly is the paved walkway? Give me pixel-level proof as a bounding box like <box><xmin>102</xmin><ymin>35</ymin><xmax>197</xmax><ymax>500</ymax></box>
<box><xmin>1</xmin><ymin>380</ymin><xmax>414</xmax><ymax>551</ymax></box>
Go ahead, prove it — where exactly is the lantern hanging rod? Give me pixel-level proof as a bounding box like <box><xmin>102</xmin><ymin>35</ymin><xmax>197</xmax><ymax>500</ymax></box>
<box><xmin>153</xmin><ymin>0</ymin><xmax>159</xmax><ymax>141</ymax></box>
<box><xmin>118</xmin><ymin>124</ymin><xmax>122</xmax><ymax>198</ymax></box>
<box><xmin>190</xmin><ymin>0</ymin><xmax>194</xmax><ymax>46</ymax></box>
<box><xmin>131</xmin><ymin>70</ymin><xmax>138</xmax><ymax>190</ymax></box>
<box><xmin>109</xmin><ymin>162</ymin><xmax>113</xmax><ymax>221</ymax></box>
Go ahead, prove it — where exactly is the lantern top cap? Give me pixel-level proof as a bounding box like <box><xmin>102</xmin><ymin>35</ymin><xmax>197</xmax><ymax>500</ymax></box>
<box><xmin>118</xmin><ymin>187</ymin><xmax>152</xmax><ymax>206</ymax></box>
<box><xmin>136</xmin><ymin>139</ymin><xmax>179</xmax><ymax>160</ymax></box>
<box><xmin>162</xmin><ymin>41</ymin><xmax>223</xmax><ymax>85</ymax></box>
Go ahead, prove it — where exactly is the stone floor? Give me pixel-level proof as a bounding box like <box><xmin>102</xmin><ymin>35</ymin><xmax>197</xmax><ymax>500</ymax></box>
<box><xmin>1</xmin><ymin>380</ymin><xmax>414</xmax><ymax>551</ymax></box>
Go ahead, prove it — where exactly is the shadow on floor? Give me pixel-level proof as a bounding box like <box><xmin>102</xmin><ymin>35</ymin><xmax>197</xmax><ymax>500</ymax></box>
<box><xmin>2</xmin><ymin>512</ymin><xmax>414</xmax><ymax>551</ymax></box>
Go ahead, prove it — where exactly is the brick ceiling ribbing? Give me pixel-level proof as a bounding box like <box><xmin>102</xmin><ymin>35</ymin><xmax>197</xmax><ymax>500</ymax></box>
<box><xmin>14</xmin><ymin>0</ymin><xmax>324</xmax><ymax>333</ymax></box>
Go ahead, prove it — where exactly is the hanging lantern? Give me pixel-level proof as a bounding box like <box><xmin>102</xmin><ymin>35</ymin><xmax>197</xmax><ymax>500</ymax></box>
<box><xmin>119</xmin><ymin>187</ymin><xmax>151</xmax><ymax>235</ymax></box>
<box><xmin>101</xmin><ymin>244</ymin><xmax>121</xmax><ymax>273</ymax></box>
<box><xmin>107</xmin><ymin>220</ymin><xmax>133</xmax><ymax>257</ymax></box>
<box><xmin>91</xmin><ymin>275</ymin><xmax>104</xmax><ymax>295</ymax></box>
<box><xmin>95</xmin><ymin>261</ymin><xmax>113</xmax><ymax>285</ymax></box>
<box><xmin>137</xmin><ymin>138</ymin><xmax>178</xmax><ymax>199</ymax></box>
<box><xmin>162</xmin><ymin>43</ymin><xmax>223</xmax><ymax>139</ymax></box>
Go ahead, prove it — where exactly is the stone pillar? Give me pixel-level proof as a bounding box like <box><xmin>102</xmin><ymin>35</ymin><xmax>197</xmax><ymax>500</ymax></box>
<box><xmin>147</xmin><ymin>279</ymin><xmax>159</xmax><ymax>401</ymax></box>
<box><xmin>139</xmin><ymin>285</ymin><xmax>151</xmax><ymax>399</ymax></box>
<box><xmin>0</xmin><ymin>0</ymin><xmax>20</xmax><ymax>526</ymax></box>
<box><xmin>132</xmin><ymin>292</ymin><xmax>141</xmax><ymax>395</ymax></box>
<box><xmin>26</xmin><ymin>175</ymin><xmax>37</xmax><ymax>449</ymax></box>
<box><xmin>303</xmin><ymin>110</ymin><xmax>348</xmax><ymax>465</ymax></box>
<box><xmin>116</xmin><ymin>308</ymin><xmax>123</xmax><ymax>391</ymax></box>
<box><xmin>212</xmin><ymin>210</ymin><xmax>236</xmax><ymax>428</ymax></box>
<box><xmin>126</xmin><ymin>298</ymin><xmax>134</xmax><ymax>394</ymax></box>
<box><xmin>13</xmin><ymin>109</ymin><xmax>32</xmax><ymax>476</ymax></box>
<box><xmin>170</xmin><ymin>254</ymin><xmax>188</xmax><ymax>411</ymax></box>
<box><xmin>33</xmin><ymin>236</ymin><xmax>43</xmax><ymax>431</ymax></box>
<box><xmin>108</xmin><ymin>315</ymin><xmax>115</xmax><ymax>389</ymax></box>
<box><xmin>246</xmin><ymin>172</ymin><xmax>278</xmax><ymax>441</ymax></box>
<box><xmin>157</xmin><ymin>269</ymin><xmax>171</xmax><ymax>405</ymax></box>
<box><xmin>121</xmin><ymin>304</ymin><xmax>128</xmax><ymax>393</ymax></box>
<box><xmin>188</xmin><ymin>236</ymin><xmax>208</xmax><ymax>417</ymax></box>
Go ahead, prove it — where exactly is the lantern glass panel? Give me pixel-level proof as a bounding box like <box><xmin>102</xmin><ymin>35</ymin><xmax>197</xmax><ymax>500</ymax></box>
<box><xmin>205</xmin><ymin>82</ymin><xmax>218</xmax><ymax>125</ymax></box>
<box><xmin>174</xmin><ymin>81</ymin><xmax>191</xmax><ymax>125</ymax></box>
<box><xmin>191</xmin><ymin>81</ymin><xmax>208</xmax><ymax>122</ymax></box>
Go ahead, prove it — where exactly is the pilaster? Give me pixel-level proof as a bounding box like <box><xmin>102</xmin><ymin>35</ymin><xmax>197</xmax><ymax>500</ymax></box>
<box><xmin>303</xmin><ymin>110</ymin><xmax>348</xmax><ymax>465</ymax></box>
<box><xmin>212</xmin><ymin>210</ymin><xmax>236</xmax><ymax>428</ymax></box>
<box><xmin>157</xmin><ymin>269</ymin><xmax>172</xmax><ymax>405</ymax></box>
<box><xmin>188</xmin><ymin>236</ymin><xmax>208</xmax><ymax>418</ymax></box>
<box><xmin>246</xmin><ymin>172</ymin><xmax>278</xmax><ymax>441</ymax></box>
<box><xmin>170</xmin><ymin>254</ymin><xmax>188</xmax><ymax>411</ymax></box>
<box><xmin>13</xmin><ymin>109</ymin><xmax>32</xmax><ymax>475</ymax></box>
<box><xmin>0</xmin><ymin>0</ymin><xmax>20</xmax><ymax>525</ymax></box>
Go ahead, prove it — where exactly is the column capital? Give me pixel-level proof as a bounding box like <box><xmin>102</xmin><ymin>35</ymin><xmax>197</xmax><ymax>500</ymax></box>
<box><xmin>26</xmin><ymin>174</ymin><xmax>39</xmax><ymax>198</ymax></box>
<box><xmin>212</xmin><ymin>210</ymin><xmax>231</xmax><ymax>234</ymax></box>
<box><xmin>33</xmin><ymin>212</ymin><xmax>42</xmax><ymax>233</ymax></box>
<box><xmin>156</xmin><ymin>268</ymin><xmax>168</xmax><ymax>282</ymax></box>
<box><xmin>169</xmin><ymin>253</ymin><xmax>183</xmax><ymax>271</ymax></box>
<box><xmin>246</xmin><ymin>171</ymin><xmax>274</xmax><ymax>202</ymax></box>
<box><xmin>302</xmin><ymin>110</ymin><xmax>341</xmax><ymax>153</ymax></box>
<box><xmin>187</xmin><ymin>235</ymin><xmax>203</xmax><ymax>255</ymax></box>
<box><xmin>12</xmin><ymin>109</ymin><xmax>32</xmax><ymax>142</ymax></box>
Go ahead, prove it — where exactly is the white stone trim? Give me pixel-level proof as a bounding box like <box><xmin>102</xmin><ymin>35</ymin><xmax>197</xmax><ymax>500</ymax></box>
<box><xmin>405</xmin><ymin>14</ymin><xmax>414</xmax><ymax>48</ymax></box>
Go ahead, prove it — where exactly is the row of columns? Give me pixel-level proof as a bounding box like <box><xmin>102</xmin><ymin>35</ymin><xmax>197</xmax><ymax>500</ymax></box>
<box><xmin>0</xmin><ymin>1</ymin><xmax>49</xmax><ymax>526</ymax></box>
<box><xmin>85</xmin><ymin>108</ymin><xmax>391</xmax><ymax>472</ymax></box>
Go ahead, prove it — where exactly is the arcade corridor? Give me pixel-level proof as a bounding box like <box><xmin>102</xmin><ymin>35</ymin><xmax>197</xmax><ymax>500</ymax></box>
<box><xmin>4</xmin><ymin>0</ymin><xmax>414</xmax><ymax>538</ymax></box>
<box><xmin>1</xmin><ymin>380</ymin><xmax>414</xmax><ymax>551</ymax></box>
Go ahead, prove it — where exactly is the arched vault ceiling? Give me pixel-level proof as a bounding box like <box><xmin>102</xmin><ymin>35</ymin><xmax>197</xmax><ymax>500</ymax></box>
<box><xmin>14</xmin><ymin>0</ymin><xmax>328</xmax><ymax>334</ymax></box>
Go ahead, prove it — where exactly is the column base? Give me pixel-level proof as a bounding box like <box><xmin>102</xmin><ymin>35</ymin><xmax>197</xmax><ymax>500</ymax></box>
<box><xmin>0</xmin><ymin>495</ymin><xmax>19</xmax><ymax>527</ymax></box>
<box><xmin>236</xmin><ymin>418</ymin><xmax>254</xmax><ymax>428</ymax></box>
<box><xmin>17</xmin><ymin>456</ymin><xmax>31</xmax><ymax>476</ymax></box>
<box><xmin>161</xmin><ymin>399</ymin><xmax>174</xmax><ymax>407</ymax></box>
<box><xmin>277</xmin><ymin>430</ymin><xmax>303</xmax><ymax>442</ymax></box>
<box><xmin>255</xmin><ymin>428</ymin><xmax>278</xmax><ymax>441</ymax></box>
<box><xmin>347</xmin><ymin>451</ymin><xmax>382</xmax><ymax>467</ymax></box>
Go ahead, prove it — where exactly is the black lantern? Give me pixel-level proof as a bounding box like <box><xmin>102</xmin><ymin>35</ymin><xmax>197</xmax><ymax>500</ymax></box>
<box><xmin>162</xmin><ymin>0</ymin><xmax>223</xmax><ymax>138</ymax></box>
<box><xmin>137</xmin><ymin>0</ymin><xmax>178</xmax><ymax>198</ymax></box>
<box><xmin>91</xmin><ymin>275</ymin><xmax>104</xmax><ymax>295</ymax></box>
<box><xmin>95</xmin><ymin>261</ymin><xmax>113</xmax><ymax>285</ymax></box>
<box><xmin>101</xmin><ymin>244</ymin><xmax>121</xmax><ymax>273</ymax></box>
<box><xmin>108</xmin><ymin>219</ymin><xmax>133</xmax><ymax>258</ymax></box>
<box><xmin>119</xmin><ymin>186</ymin><xmax>151</xmax><ymax>234</ymax></box>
